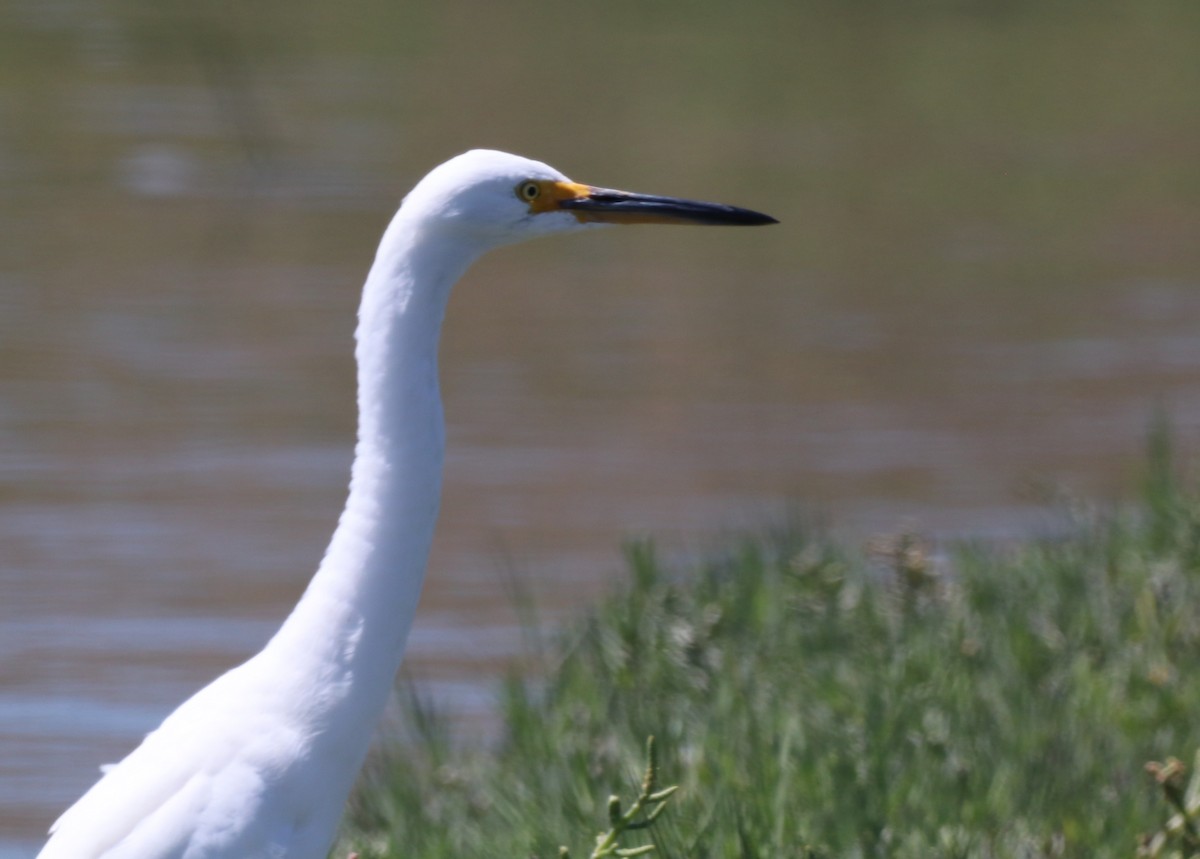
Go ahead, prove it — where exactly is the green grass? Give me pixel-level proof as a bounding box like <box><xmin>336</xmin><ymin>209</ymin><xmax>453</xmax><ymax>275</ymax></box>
<box><xmin>339</xmin><ymin>433</ymin><xmax>1200</xmax><ymax>858</ymax></box>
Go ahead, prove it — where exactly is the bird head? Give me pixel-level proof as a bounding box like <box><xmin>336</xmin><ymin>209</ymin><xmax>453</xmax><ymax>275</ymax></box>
<box><xmin>398</xmin><ymin>149</ymin><xmax>777</xmax><ymax>250</ymax></box>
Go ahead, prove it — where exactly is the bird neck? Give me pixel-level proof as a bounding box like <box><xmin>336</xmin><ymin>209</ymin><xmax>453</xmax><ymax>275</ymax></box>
<box><xmin>265</xmin><ymin>216</ymin><xmax>481</xmax><ymax>703</ymax></box>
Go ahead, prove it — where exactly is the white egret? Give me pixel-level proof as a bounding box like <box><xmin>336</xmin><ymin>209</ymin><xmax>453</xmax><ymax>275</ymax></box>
<box><xmin>37</xmin><ymin>149</ymin><xmax>776</xmax><ymax>859</ymax></box>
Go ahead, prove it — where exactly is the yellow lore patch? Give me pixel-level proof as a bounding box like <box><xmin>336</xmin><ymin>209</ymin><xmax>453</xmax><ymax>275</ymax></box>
<box><xmin>519</xmin><ymin>180</ymin><xmax>592</xmax><ymax>215</ymax></box>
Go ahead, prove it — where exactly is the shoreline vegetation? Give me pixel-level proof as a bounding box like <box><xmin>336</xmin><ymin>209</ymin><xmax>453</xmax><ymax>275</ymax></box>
<box><xmin>340</xmin><ymin>429</ymin><xmax>1200</xmax><ymax>858</ymax></box>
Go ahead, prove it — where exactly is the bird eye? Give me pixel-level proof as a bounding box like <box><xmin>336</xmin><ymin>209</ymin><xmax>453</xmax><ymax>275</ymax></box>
<box><xmin>517</xmin><ymin>181</ymin><xmax>540</xmax><ymax>202</ymax></box>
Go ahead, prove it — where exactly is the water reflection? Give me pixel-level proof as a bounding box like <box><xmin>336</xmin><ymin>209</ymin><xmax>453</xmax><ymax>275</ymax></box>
<box><xmin>3</xmin><ymin>0</ymin><xmax>1200</xmax><ymax>851</ymax></box>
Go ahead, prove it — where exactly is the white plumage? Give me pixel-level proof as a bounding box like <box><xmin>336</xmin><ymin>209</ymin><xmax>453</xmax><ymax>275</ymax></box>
<box><xmin>38</xmin><ymin>149</ymin><xmax>774</xmax><ymax>859</ymax></box>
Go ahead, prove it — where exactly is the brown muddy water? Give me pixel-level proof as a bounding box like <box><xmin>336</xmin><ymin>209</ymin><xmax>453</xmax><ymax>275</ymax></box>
<box><xmin>2</xmin><ymin>1</ymin><xmax>1200</xmax><ymax>853</ymax></box>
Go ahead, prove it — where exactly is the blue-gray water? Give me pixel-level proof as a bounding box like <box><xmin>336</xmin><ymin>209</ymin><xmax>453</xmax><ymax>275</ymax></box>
<box><xmin>3</xmin><ymin>1</ymin><xmax>1200</xmax><ymax>851</ymax></box>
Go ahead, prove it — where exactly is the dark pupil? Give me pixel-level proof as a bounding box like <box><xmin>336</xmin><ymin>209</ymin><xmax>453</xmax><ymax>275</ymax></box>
<box><xmin>525</xmin><ymin>184</ymin><xmax>536</xmax><ymax>198</ymax></box>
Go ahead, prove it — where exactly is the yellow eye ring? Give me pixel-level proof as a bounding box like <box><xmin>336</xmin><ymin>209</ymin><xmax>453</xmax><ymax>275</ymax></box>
<box><xmin>517</xmin><ymin>181</ymin><xmax>541</xmax><ymax>202</ymax></box>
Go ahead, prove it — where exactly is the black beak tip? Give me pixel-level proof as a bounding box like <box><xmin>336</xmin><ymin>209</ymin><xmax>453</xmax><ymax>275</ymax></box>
<box><xmin>706</xmin><ymin>203</ymin><xmax>779</xmax><ymax>226</ymax></box>
<box><xmin>747</xmin><ymin>211</ymin><xmax>779</xmax><ymax>226</ymax></box>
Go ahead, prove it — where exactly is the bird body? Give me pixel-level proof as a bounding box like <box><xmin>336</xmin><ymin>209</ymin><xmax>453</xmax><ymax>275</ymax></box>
<box><xmin>38</xmin><ymin>150</ymin><xmax>775</xmax><ymax>858</ymax></box>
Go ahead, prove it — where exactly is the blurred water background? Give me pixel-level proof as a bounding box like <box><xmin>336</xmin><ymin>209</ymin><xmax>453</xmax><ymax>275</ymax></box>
<box><xmin>2</xmin><ymin>1</ymin><xmax>1199</xmax><ymax>853</ymax></box>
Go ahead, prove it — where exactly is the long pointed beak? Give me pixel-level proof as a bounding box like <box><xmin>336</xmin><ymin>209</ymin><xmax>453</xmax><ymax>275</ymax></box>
<box><xmin>557</xmin><ymin>185</ymin><xmax>778</xmax><ymax>226</ymax></box>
